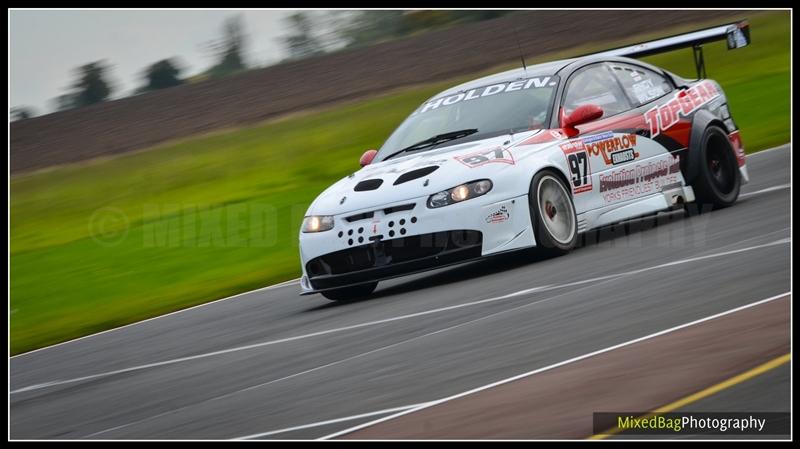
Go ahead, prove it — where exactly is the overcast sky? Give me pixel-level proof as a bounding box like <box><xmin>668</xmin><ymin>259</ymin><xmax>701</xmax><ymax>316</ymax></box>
<box><xmin>10</xmin><ymin>9</ymin><xmax>300</xmax><ymax>115</ymax></box>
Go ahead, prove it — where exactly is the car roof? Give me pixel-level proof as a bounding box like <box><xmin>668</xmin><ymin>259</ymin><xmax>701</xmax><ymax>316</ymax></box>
<box><xmin>428</xmin><ymin>55</ymin><xmax>681</xmax><ymax>102</ymax></box>
<box><xmin>431</xmin><ymin>58</ymin><xmax>577</xmax><ymax>99</ymax></box>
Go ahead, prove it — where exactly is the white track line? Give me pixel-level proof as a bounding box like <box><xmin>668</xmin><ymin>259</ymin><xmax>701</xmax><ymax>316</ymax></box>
<box><xmin>91</xmin><ymin>269</ymin><xmax>629</xmax><ymax>438</ymax></box>
<box><xmin>11</xmin><ymin>238</ymin><xmax>789</xmax><ymax>395</ymax></box>
<box><xmin>740</xmin><ymin>184</ymin><xmax>790</xmax><ymax>199</ymax></box>
<box><xmin>235</xmin><ymin>403</ymin><xmax>432</xmax><ymax>440</ymax></box>
<box><xmin>10</xmin><ymin>278</ymin><xmax>299</xmax><ymax>359</ymax></box>
<box><xmin>320</xmin><ymin>290</ymin><xmax>791</xmax><ymax>440</ymax></box>
<box><xmin>746</xmin><ymin>144</ymin><xmax>789</xmax><ymax>157</ymax></box>
<box><xmin>11</xmin><ymin>144</ymin><xmax>789</xmax><ymax>360</ymax></box>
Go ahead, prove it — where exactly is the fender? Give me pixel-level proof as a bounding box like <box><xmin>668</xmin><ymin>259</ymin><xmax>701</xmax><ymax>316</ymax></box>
<box><xmin>529</xmin><ymin>165</ymin><xmax>573</xmax><ymax>199</ymax></box>
<box><xmin>685</xmin><ymin>109</ymin><xmax>727</xmax><ymax>184</ymax></box>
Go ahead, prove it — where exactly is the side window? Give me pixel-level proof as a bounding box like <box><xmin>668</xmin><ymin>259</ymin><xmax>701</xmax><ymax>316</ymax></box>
<box><xmin>562</xmin><ymin>63</ymin><xmax>632</xmax><ymax>117</ymax></box>
<box><xmin>609</xmin><ymin>63</ymin><xmax>673</xmax><ymax>107</ymax></box>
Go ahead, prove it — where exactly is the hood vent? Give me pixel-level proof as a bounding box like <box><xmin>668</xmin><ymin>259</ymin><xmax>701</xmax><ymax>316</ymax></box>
<box><xmin>354</xmin><ymin>179</ymin><xmax>383</xmax><ymax>191</ymax></box>
<box><xmin>394</xmin><ymin>166</ymin><xmax>439</xmax><ymax>185</ymax></box>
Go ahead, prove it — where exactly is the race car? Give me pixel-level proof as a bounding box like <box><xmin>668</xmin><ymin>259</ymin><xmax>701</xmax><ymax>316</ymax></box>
<box><xmin>298</xmin><ymin>20</ymin><xmax>752</xmax><ymax>300</ymax></box>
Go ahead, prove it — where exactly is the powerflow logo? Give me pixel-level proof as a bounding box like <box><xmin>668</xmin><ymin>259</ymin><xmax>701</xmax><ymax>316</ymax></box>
<box><xmin>593</xmin><ymin>412</ymin><xmax>790</xmax><ymax>436</ymax></box>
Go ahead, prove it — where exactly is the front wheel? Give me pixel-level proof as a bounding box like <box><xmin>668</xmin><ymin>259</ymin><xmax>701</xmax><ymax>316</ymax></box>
<box><xmin>528</xmin><ymin>170</ymin><xmax>578</xmax><ymax>256</ymax></box>
<box><xmin>321</xmin><ymin>282</ymin><xmax>378</xmax><ymax>301</ymax></box>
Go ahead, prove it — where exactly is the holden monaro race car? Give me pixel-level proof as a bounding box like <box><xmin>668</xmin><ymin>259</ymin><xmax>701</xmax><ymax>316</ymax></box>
<box><xmin>299</xmin><ymin>20</ymin><xmax>752</xmax><ymax>300</ymax></box>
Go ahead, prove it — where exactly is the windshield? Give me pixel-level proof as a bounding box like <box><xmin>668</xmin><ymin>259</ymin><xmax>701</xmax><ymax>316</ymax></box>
<box><xmin>377</xmin><ymin>76</ymin><xmax>559</xmax><ymax>161</ymax></box>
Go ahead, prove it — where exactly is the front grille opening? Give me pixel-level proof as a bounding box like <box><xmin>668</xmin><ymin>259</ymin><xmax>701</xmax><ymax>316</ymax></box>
<box><xmin>383</xmin><ymin>203</ymin><xmax>415</xmax><ymax>215</ymax></box>
<box><xmin>345</xmin><ymin>211</ymin><xmax>375</xmax><ymax>222</ymax></box>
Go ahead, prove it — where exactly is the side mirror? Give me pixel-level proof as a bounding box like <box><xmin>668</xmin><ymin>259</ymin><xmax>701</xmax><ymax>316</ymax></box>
<box><xmin>359</xmin><ymin>149</ymin><xmax>377</xmax><ymax>167</ymax></box>
<box><xmin>560</xmin><ymin>104</ymin><xmax>604</xmax><ymax>129</ymax></box>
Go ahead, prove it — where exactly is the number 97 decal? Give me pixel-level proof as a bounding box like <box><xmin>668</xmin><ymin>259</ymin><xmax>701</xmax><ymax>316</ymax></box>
<box><xmin>560</xmin><ymin>141</ymin><xmax>592</xmax><ymax>193</ymax></box>
<box><xmin>455</xmin><ymin>147</ymin><xmax>515</xmax><ymax>168</ymax></box>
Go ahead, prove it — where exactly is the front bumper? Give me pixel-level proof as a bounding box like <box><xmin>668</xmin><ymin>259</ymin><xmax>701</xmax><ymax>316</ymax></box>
<box><xmin>299</xmin><ymin>192</ymin><xmax>535</xmax><ymax>294</ymax></box>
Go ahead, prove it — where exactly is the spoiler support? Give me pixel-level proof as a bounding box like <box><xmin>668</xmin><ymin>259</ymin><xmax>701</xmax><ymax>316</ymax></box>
<box><xmin>693</xmin><ymin>45</ymin><xmax>706</xmax><ymax>80</ymax></box>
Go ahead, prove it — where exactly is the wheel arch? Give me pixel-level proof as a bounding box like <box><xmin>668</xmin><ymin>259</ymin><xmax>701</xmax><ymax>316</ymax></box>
<box><xmin>685</xmin><ymin>109</ymin><xmax>728</xmax><ymax>184</ymax></box>
<box><xmin>529</xmin><ymin>164</ymin><xmax>573</xmax><ymax>199</ymax></box>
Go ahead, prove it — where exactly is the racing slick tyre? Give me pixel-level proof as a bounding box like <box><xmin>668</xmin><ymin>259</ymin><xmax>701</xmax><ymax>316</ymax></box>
<box><xmin>529</xmin><ymin>170</ymin><xmax>578</xmax><ymax>257</ymax></box>
<box><xmin>688</xmin><ymin>126</ymin><xmax>741</xmax><ymax>213</ymax></box>
<box><xmin>320</xmin><ymin>282</ymin><xmax>378</xmax><ymax>301</ymax></box>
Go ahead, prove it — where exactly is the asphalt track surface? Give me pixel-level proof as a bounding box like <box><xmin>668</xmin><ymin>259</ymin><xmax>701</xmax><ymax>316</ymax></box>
<box><xmin>10</xmin><ymin>145</ymin><xmax>791</xmax><ymax>440</ymax></box>
<box><xmin>337</xmin><ymin>295</ymin><xmax>789</xmax><ymax>439</ymax></box>
<box><xmin>613</xmin><ymin>362</ymin><xmax>791</xmax><ymax>440</ymax></box>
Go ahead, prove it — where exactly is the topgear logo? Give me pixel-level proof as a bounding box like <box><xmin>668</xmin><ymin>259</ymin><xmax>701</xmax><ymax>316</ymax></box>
<box><xmin>644</xmin><ymin>80</ymin><xmax>720</xmax><ymax>138</ymax></box>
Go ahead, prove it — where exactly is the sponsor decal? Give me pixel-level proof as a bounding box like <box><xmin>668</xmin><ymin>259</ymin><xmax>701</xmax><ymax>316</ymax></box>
<box><xmin>582</xmin><ymin>132</ymin><xmax>640</xmax><ymax>166</ymax></box>
<box><xmin>631</xmin><ymin>78</ymin><xmax>666</xmax><ymax>104</ymax></box>
<box><xmin>610</xmin><ymin>148</ymin><xmax>637</xmax><ymax>165</ymax></box>
<box><xmin>560</xmin><ymin>140</ymin><xmax>592</xmax><ymax>194</ymax></box>
<box><xmin>415</xmin><ymin>77</ymin><xmax>558</xmax><ymax>115</ymax></box>
<box><xmin>644</xmin><ymin>80</ymin><xmax>720</xmax><ymax>138</ymax></box>
<box><xmin>485</xmin><ymin>205</ymin><xmax>510</xmax><ymax>224</ymax></box>
<box><xmin>598</xmin><ymin>156</ymin><xmax>682</xmax><ymax>203</ymax></box>
<box><xmin>455</xmin><ymin>147</ymin><xmax>515</xmax><ymax>168</ymax></box>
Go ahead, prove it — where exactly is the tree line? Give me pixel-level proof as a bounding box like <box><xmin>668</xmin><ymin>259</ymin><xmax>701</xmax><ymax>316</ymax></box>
<box><xmin>11</xmin><ymin>15</ymin><xmax>249</xmax><ymax>120</ymax></box>
<box><xmin>11</xmin><ymin>11</ymin><xmax>511</xmax><ymax>120</ymax></box>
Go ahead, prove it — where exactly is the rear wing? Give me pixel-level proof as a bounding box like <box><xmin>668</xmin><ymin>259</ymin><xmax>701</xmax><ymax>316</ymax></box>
<box><xmin>584</xmin><ymin>20</ymin><xmax>751</xmax><ymax>79</ymax></box>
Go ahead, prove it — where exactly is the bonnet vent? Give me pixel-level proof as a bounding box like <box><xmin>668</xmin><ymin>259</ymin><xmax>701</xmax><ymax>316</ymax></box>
<box><xmin>354</xmin><ymin>179</ymin><xmax>383</xmax><ymax>191</ymax></box>
<box><xmin>394</xmin><ymin>166</ymin><xmax>439</xmax><ymax>185</ymax></box>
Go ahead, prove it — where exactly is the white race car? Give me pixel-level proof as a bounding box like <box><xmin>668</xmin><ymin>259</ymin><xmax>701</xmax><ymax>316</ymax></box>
<box><xmin>298</xmin><ymin>20</ymin><xmax>751</xmax><ymax>300</ymax></box>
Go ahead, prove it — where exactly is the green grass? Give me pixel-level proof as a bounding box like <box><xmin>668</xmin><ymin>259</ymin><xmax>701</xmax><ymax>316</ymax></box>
<box><xmin>10</xmin><ymin>11</ymin><xmax>790</xmax><ymax>354</ymax></box>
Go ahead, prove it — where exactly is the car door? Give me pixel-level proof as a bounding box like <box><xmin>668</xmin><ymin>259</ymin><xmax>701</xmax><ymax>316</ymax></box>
<box><xmin>559</xmin><ymin>62</ymin><xmax>639</xmax><ymax>212</ymax></box>
<box><xmin>560</xmin><ymin>62</ymin><xmax>682</xmax><ymax>211</ymax></box>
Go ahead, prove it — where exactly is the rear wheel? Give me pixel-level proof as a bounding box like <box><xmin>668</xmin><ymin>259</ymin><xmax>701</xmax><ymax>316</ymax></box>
<box><xmin>529</xmin><ymin>170</ymin><xmax>577</xmax><ymax>256</ymax></box>
<box><xmin>321</xmin><ymin>282</ymin><xmax>378</xmax><ymax>301</ymax></box>
<box><xmin>689</xmin><ymin>126</ymin><xmax>741</xmax><ymax>211</ymax></box>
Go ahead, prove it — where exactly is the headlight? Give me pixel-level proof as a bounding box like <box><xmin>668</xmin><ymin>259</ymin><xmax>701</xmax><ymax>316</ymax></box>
<box><xmin>427</xmin><ymin>179</ymin><xmax>493</xmax><ymax>208</ymax></box>
<box><xmin>302</xmin><ymin>215</ymin><xmax>334</xmax><ymax>233</ymax></box>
